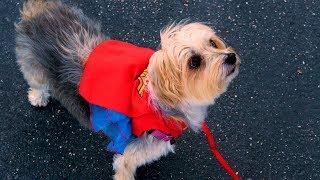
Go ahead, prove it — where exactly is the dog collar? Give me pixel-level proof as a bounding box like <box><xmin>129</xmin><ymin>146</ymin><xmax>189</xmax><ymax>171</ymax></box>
<box><xmin>150</xmin><ymin>130</ymin><xmax>173</xmax><ymax>141</ymax></box>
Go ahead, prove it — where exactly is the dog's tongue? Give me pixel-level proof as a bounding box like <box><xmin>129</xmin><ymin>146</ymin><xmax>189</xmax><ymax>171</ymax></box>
<box><xmin>201</xmin><ymin>121</ymin><xmax>240</xmax><ymax>180</ymax></box>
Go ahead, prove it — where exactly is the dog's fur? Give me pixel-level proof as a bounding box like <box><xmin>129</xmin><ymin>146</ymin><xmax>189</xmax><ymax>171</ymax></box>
<box><xmin>15</xmin><ymin>0</ymin><xmax>240</xmax><ymax>179</ymax></box>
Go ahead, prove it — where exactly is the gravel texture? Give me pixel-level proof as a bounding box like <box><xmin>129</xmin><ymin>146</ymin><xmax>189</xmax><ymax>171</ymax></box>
<box><xmin>0</xmin><ymin>0</ymin><xmax>319</xmax><ymax>179</ymax></box>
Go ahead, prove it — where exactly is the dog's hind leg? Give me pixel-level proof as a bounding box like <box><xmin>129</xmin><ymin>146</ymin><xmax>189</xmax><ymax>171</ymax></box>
<box><xmin>113</xmin><ymin>134</ymin><xmax>174</xmax><ymax>180</ymax></box>
<box><xmin>15</xmin><ymin>45</ymin><xmax>51</xmax><ymax>107</ymax></box>
<box><xmin>15</xmin><ymin>0</ymin><xmax>53</xmax><ymax>107</ymax></box>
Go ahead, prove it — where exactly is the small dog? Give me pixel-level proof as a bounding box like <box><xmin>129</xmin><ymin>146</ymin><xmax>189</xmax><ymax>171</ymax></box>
<box><xmin>15</xmin><ymin>0</ymin><xmax>240</xmax><ymax>179</ymax></box>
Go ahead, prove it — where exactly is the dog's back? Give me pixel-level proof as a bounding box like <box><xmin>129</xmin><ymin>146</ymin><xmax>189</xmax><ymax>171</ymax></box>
<box><xmin>15</xmin><ymin>0</ymin><xmax>105</xmax><ymax>127</ymax></box>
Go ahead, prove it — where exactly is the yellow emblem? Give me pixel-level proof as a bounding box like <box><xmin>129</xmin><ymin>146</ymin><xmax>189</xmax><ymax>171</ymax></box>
<box><xmin>137</xmin><ymin>69</ymin><xmax>148</xmax><ymax>96</ymax></box>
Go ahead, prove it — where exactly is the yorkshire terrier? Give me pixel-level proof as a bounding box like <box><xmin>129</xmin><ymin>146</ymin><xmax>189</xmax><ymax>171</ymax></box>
<box><xmin>15</xmin><ymin>0</ymin><xmax>240</xmax><ymax>179</ymax></box>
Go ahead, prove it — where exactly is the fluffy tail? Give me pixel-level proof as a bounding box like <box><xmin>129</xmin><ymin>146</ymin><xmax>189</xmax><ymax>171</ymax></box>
<box><xmin>17</xmin><ymin>0</ymin><xmax>105</xmax><ymax>86</ymax></box>
<box><xmin>20</xmin><ymin>0</ymin><xmax>58</xmax><ymax>20</ymax></box>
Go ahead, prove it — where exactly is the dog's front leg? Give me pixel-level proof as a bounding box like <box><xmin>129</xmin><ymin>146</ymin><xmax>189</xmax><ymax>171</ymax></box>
<box><xmin>112</xmin><ymin>134</ymin><xmax>174</xmax><ymax>180</ymax></box>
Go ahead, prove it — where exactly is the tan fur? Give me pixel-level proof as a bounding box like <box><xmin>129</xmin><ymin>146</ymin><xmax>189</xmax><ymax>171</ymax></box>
<box><xmin>148</xmin><ymin>50</ymin><xmax>184</xmax><ymax>107</ymax></box>
<box><xmin>113</xmin><ymin>134</ymin><xmax>173</xmax><ymax>180</ymax></box>
<box><xmin>148</xmin><ymin>22</ymin><xmax>240</xmax><ymax>107</ymax></box>
<box><xmin>28</xmin><ymin>86</ymin><xmax>50</xmax><ymax>107</ymax></box>
<box><xmin>21</xmin><ymin>0</ymin><xmax>60</xmax><ymax>20</ymax></box>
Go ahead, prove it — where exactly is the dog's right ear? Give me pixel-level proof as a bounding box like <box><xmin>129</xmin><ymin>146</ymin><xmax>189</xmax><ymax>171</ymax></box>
<box><xmin>148</xmin><ymin>50</ymin><xmax>184</xmax><ymax>108</ymax></box>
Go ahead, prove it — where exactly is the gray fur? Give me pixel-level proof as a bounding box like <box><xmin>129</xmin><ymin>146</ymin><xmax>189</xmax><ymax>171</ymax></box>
<box><xmin>15</xmin><ymin>0</ymin><xmax>105</xmax><ymax>128</ymax></box>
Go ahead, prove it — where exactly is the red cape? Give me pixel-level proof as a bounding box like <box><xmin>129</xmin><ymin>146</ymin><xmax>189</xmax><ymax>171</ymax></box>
<box><xmin>79</xmin><ymin>40</ymin><xmax>187</xmax><ymax>138</ymax></box>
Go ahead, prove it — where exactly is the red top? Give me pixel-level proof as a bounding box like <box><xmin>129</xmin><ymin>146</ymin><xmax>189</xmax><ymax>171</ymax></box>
<box><xmin>79</xmin><ymin>40</ymin><xmax>187</xmax><ymax>138</ymax></box>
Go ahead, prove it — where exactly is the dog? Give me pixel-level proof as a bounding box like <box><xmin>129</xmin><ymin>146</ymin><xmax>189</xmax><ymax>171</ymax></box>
<box><xmin>15</xmin><ymin>0</ymin><xmax>240</xmax><ymax>179</ymax></box>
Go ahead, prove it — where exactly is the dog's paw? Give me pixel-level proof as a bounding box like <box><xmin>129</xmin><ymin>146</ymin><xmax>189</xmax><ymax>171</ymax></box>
<box><xmin>113</xmin><ymin>156</ymin><xmax>135</xmax><ymax>180</ymax></box>
<box><xmin>28</xmin><ymin>88</ymin><xmax>50</xmax><ymax>107</ymax></box>
<box><xmin>113</xmin><ymin>171</ymin><xmax>135</xmax><ymax>180</ymax></box>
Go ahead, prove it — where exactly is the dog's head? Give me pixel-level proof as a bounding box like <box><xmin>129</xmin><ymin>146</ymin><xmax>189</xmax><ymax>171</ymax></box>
<box><xmin>148</xmin><ymin>22</ymin><xmax>240</xmax><ymax>108</ymax></box>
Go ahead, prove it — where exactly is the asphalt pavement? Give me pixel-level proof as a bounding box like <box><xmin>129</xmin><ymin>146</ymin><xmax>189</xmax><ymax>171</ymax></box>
<box><xmin>0</xmin><ymin>0</ymin><xmax>319</xmax><ymax>179</ymax></box>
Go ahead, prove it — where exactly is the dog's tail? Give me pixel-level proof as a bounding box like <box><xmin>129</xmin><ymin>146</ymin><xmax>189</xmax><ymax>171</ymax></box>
<box><xmin>17</xmin><ymin>0</ymin><xmax>105</xmax><ymax>86</ymax></box>
<box><xmin>20</xmin><ymin>0</ymin><xmax>60</xmax><ymax>20</ymax></box>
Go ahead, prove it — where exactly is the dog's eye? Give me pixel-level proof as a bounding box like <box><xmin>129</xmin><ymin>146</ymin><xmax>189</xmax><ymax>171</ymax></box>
<box><xmin>189</xmin><ymin>55</ymin><xmax>202</xmax><ymax>69</ymax></box>
<box><xmin>210</xmin><ymin>39</ymin><xmax>217</xmax><ymax>48</ymax></box>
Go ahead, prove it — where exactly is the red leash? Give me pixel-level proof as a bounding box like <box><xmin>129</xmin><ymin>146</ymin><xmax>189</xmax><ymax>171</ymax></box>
<box><xmin>201</xmin><ymin>122</ymin><xmax>240</xmax><ymax>180</ymax></box>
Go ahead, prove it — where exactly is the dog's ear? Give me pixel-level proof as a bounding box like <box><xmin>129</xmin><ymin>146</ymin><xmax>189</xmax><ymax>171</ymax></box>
<box><xmin>159</xmin><ymin>23</ymin><xmax>183</xmax><ymax>50</ymax></box>
<box><xmin>148</xmin><ymin>50</ymin><xmax>184</xmax><ymax>108</ymax></box>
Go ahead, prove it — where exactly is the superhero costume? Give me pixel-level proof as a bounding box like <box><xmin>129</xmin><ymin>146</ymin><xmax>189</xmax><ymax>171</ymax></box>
<box><xmin>79</xmin><ymin>40</ymin><xmax>187</xmax><ymax>154</ymax></box>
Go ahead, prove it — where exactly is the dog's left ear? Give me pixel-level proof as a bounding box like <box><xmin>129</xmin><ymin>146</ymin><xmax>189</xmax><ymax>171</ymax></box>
<box><xmin>148</xmin><ymin>50</ymin><xmax>184</xmax><ymax>108</ymax></box>
<box><xmin>159</xmin><ymin>23</ymin><xmax>183</xmax><ymax>50</ymax></box>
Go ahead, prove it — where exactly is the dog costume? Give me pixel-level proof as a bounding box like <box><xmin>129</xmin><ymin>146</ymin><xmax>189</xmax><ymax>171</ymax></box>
<box><xmin>79</xmin><ymin>40</ymin><xmax>239</xmax><ymax>179</ymax></box>
<box><xmin>79</xmin><ymin>40</ymin><xmax>187</xmax><ymax>154</ymax></box>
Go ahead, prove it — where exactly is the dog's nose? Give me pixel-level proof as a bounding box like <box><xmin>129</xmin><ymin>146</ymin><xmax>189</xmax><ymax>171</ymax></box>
<box><xmin>224</xmin><ymin>53</ymin><xmax>236</xmax><ymax>65</ymax></box>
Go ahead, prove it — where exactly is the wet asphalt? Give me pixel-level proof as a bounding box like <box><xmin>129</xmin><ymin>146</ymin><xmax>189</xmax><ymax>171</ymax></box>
<box><xmin>0</xmin><ymin>0</ymin><xmax>319</xmax><ymax>179</ymax></box>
